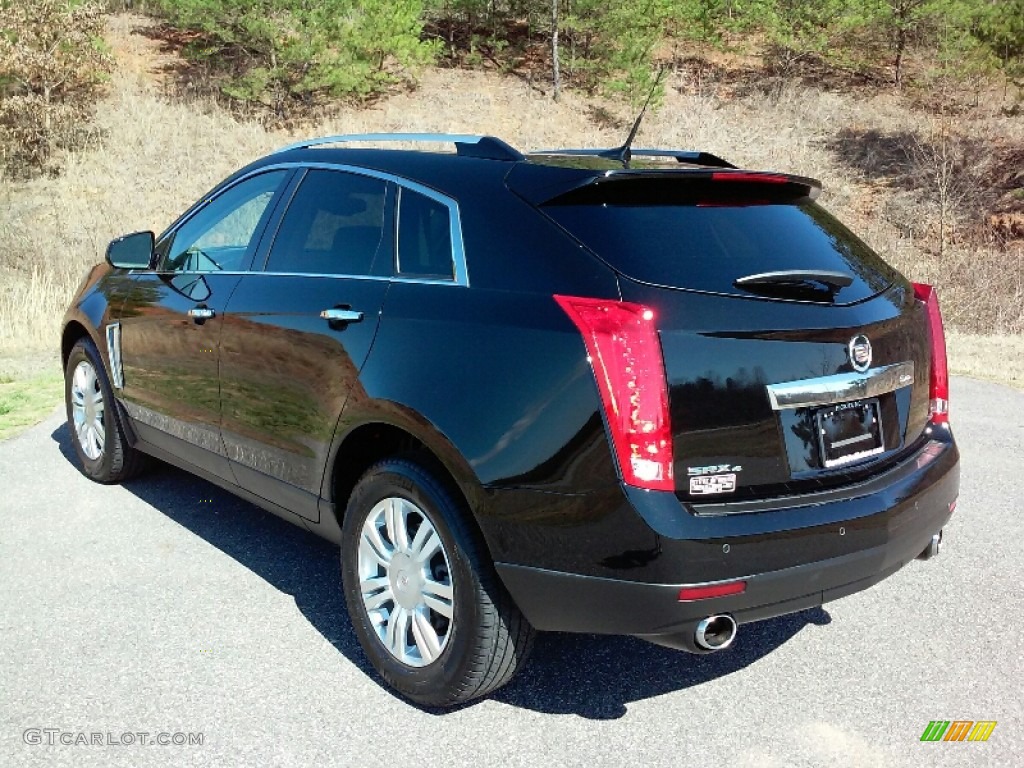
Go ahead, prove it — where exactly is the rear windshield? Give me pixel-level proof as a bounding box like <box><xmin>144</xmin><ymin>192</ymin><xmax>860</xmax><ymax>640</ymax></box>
<box><xmin>544</xmin><ymin>185</ymin><xmax>897</xmax><ymax>303</ymax></box>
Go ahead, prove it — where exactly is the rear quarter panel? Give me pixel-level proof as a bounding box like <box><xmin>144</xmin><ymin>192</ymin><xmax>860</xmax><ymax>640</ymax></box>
<box><xmin>327</xmin><ymin>190</ymin><xmax>628</xmax><ymax>557</ymax></box>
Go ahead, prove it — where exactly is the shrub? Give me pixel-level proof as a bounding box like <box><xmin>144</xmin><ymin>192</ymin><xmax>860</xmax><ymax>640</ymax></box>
<box><xmin>0</xmin><ymin>0</ymin><xmax>111</xmax><ymax>177</ymax></box>
<box><xmin>153</xmin><ymin>0</ymin><xmax>440</xmax><ymax>110</ymax></box>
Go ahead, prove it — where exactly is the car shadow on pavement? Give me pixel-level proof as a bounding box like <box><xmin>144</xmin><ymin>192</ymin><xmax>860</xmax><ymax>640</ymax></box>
<box><xmin>53</xmin><ymin>424</ymin><xmax>831</xmax><ymax>719</ymax></box>
<box><xmin>491</xmin><ymin>609</ymin><xmax>831</xmax><ymax>719</ymax></box>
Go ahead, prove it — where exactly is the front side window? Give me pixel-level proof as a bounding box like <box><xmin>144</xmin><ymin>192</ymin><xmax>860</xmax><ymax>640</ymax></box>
<box><xmin>164</xmin><ymin>170</ymin><xmax>287</xmax><ymax>272</ymax></box>
<box><xmin>397</xmin><ymin>188</ymin><xmax>454</xmax><ymax>280</ymax></box>
<box><xmin>264</xmin><ymin>169</ymin><xmax>388</xmax><ymax>276</ymax></box>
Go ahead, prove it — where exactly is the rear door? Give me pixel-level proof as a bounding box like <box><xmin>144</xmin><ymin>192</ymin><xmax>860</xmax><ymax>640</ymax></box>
<box><xmin>117</xmin><ymin>169</ymin><xmax>290</xmax><ymax>479</ymax></box>
<box><xmin>218</xmin><ymin>168</ymin><xmax>393</xmax><ymax>520</ymax></box>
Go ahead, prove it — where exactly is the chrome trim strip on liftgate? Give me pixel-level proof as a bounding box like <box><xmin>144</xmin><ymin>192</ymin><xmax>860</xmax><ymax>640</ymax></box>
<box><xmin>766</xmin><ymin>361</ymin><xmax>915</xmax><ymax>411</ymax></box>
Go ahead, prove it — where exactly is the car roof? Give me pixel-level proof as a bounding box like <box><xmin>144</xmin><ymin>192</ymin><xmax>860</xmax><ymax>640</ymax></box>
<box><xmin>223</xmin><ymin>133</ymin><xmax>819</xmax><ymax>206</ymax></box>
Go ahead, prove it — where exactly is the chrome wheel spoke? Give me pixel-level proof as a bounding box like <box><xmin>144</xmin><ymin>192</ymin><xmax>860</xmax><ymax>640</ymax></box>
<box><xmin>367</xmin><ymin>603</ymin><xmax>388</xmax><ymax>630</ymax></box>
<box><xmin>361</xmin><ymin>573</ymin><xmax>394</xmax><ymax>613</ymax></box>
<box><xmin>363</xmin><ymin>586</ymin><xmax>394</xmax><ymax>612</ymax></box>
<box><xmin>359</xmin><ymin>518</ymin><xmax>392</xmax><ymax>569</ymax></box>
<box><xmin>360</xmin><ymin>575</ymin><xmax>390</xmax><ymax>593</ymax></box>
<box><xmin>421</xmin><ymin>583</ymin><xmax>453</xmax><ymax>620</ymax></box>
<box><xmin>384</xmin><ymin>498</ymin><xmax>409</xmax><ymax>551</ymax></box>
<box><xmin>422</xmin><ymin>576</ymin><xmax>453</xmax><ymax>601</ymax></box>
<box><xmin>410</xmin><ymin>608</ymin><xmax>442</xmax><ymax>664</ymax></box>
<box><xmin>385</xmin><ymin>606</ymin><xmax>410</xmax><ymax>657</ymax></box>
<box><xmin>73</xmin><ymin>364</ymin><xmax>90</xmax><ymax>394</ymax></box>
<box><xmin>409</xmin><ymin>523</ymin><xmax>441</xmax><ymax>564</ymax></box>
<box><xmin>90</xmin><ymin>425</ymin><xmax>105</xmax><ymax>455</ymax></box>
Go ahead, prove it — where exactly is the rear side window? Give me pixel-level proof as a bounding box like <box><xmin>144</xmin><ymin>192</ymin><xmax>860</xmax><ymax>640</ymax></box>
<box><xmin>266</xmin><ymin>169</ymin><xmax>387</xmax><ymax>276</ymax></box>
<box><xmin>544</xmin><ymin>181</ymin><xmax>897</xmax><ymax>303</ymax></box>
<box><xmin>397</xmin><ymin>188</ymin><xmax>454</xmax><ymax>280</ymax></box>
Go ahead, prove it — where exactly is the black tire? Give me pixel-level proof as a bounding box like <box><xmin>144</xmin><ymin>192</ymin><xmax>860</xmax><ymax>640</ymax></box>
<box><xmin>64</xmin><ymin>337</ymin><xmax>148</xmax><ymax>483</ymax></box>
<box><xmin>340</xmin><ymin>457</ymin><xmax>534</xmax><ymax>707</ymax></box>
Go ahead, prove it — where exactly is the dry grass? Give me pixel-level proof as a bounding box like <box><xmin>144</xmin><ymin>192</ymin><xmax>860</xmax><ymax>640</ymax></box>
<box><xmin>1</xmin><ymin>13</ymin><xmax>1021</xmax><ymax>382</ymax></box>
<box><xmin>947</xmin><ymin>332</ymin><xmax>1024</xmax><ymax>390</ymax></box>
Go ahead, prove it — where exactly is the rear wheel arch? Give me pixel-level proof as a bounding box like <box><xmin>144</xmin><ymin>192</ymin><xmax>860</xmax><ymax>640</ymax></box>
<box><xmin>328</xmin><ymin>421</ymin><xmax>491</xmax><ymax>555</ymax></box>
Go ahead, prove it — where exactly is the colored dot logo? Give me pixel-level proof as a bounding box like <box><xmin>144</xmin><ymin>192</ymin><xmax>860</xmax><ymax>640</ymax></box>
<box><xmin>921</xmin><ymin>721</ymin><xmax>997</xmax><ymax>742</ymax></box>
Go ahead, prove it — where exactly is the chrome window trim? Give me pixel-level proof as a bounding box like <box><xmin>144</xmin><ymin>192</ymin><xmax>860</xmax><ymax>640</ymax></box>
<box><xmin>765</xmin><ymin>361</ymin><xmax>915</xmax><ymax>411</ymax></box>
<box><xmin>126</xmin><ymin>269</ymin><xmax>460</xmax><ymax>287</ymax></box>
<box><xmin>394</xmin><ymin>185</ymin><xmax>459</xmax><ymax>282</ymax></box>
<box><xmin>158</xmin><ymin>161</ymin><xmax>468</xmax><ymax>286</ymax></box>
<box><xmin>395</xmin><ymin>184</ymin><xmax>403</xmax><ymax>274</ymax></box>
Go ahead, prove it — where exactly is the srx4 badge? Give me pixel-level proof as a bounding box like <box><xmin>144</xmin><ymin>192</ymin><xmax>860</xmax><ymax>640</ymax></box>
<box><xmin>688</xmin><ymin>464</ymin><xmax>742</xmax><ymax>496</ymax></box>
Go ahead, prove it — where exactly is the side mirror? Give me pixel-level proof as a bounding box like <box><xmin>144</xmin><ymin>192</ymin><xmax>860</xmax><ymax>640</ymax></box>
<box><xmin>106</xmin><ymin>231</ymin><xmax>155</xmax><ymax>270</ymax></box>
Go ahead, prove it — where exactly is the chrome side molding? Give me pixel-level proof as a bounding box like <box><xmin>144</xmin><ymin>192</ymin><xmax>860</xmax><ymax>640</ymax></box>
<box><xmin>766</xmin><ymin>361</ymin><xmax>915</xmax><ymax>411</ymax></box>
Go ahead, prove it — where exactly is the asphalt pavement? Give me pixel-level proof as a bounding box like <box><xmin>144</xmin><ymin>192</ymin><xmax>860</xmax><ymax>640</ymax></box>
<box><xmin>1</xmin><ymin>376</ymin><xmax>1021</xmax><ymax>767</ymax></box>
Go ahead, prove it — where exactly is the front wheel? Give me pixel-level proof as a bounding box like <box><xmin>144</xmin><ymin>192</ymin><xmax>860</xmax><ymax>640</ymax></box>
<box><xmin>340</xmin><ymin>457</ymin><xmax>534</xmax><ymax>707</ymax></box>
<box><xmin>64</xmin><ymin>337</ymin><xmax>147</xmax><ymax>483</ymax></box>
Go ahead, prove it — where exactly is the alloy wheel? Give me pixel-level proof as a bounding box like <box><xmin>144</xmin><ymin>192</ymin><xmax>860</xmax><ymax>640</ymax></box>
<box><xmin>70</xmin><ymin>360</ymin><xmax>105</xmax><ymax>461</ymax></box>
<box><xmin>357</xmin><ymin>496</ymin><xmax>455</xmax><ymax>667</ymax></box>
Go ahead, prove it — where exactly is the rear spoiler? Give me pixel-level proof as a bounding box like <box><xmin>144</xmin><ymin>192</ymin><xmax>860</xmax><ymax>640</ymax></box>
<box><xmin>530</xmin><ymin>148</ymin><xmax>737</xmax><ymax>169</ymax></box>
<box><xmin>506</xmin><ymin>164</ymin><xmax>823</xmax><ymax>206</ymax></box>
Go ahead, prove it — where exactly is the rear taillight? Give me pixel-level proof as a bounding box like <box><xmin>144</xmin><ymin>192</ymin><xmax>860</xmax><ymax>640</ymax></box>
<box><xmin>555</xmin><ymin>295</ymin><xmax>674</xmax><ymax>491</ymax></box>
<box><xmin>912</xmin><ymin>283</ymin><xmax>949</xmax><ymax>425</ymax></box>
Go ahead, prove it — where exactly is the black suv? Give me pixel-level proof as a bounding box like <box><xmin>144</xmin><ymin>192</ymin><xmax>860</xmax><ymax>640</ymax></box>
<box><xmin>62</xmin><ymin>133</ymin><xmax>959</xmax><ymax>706</ymax></box>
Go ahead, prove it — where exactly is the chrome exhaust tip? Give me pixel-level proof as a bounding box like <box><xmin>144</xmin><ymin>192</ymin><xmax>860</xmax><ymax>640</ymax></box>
<box><xmin>917</xmin><ymin>530</ymin><xmax>943</xmax><ymax>561</ymax></box>
<box><xmin>694</xmin><ymin>614</ymin><xmax>737</xmax><ymax>651</ymax></box>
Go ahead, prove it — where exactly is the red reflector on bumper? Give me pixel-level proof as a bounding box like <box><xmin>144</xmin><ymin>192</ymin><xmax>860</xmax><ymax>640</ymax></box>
<box><xmin>711</xmin><ymin>172</ymin><xmax>788</xmax><ymax>184</ymax></box>
<box><xmin>678</xmin><ymin>581</ymin><xmax>747</xmax><ymax>602</ymax></box>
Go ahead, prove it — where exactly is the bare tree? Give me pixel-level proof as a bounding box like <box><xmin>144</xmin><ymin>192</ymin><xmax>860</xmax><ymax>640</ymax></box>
<box><xmin>887</xmin><ymin>0</ymin><xmax>929</xmax><ymax>88</ymax></box>
<box><xmin>551</xmin><ymin>0</ymin><xmax>561</xmax><ymax>101</ymax></box>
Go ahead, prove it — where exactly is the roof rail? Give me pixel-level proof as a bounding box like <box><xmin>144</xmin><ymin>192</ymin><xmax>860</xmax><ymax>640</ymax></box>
<box><xmin>272</xmin><ymin>133</ymin><xmax>524</xmax><ymax>161</ymax></box>
<box><xmin>529</xmin><ymin>148</ymin><xmax>736</xmax><ymax>169</ymax></box>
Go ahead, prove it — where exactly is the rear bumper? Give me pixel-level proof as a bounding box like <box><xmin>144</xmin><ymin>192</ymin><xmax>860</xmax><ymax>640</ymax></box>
<box><xmin>495</xmin><ymin>428</ymin><xmax>958</xmax><ymax>645</ymax></box>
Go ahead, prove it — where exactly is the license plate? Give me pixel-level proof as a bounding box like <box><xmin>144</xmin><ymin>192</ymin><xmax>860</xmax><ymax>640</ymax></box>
<box><xmin>816</xmin><ymin>398</ymin><xmax>883</xmax><ymax>468</ymax></box>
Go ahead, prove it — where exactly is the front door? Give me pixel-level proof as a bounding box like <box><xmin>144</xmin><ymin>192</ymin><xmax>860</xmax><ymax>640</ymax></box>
<box><xmin>117</xmin><ymin>169</ymin><xmax>290</xmax><ymax>479</ymax></box>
